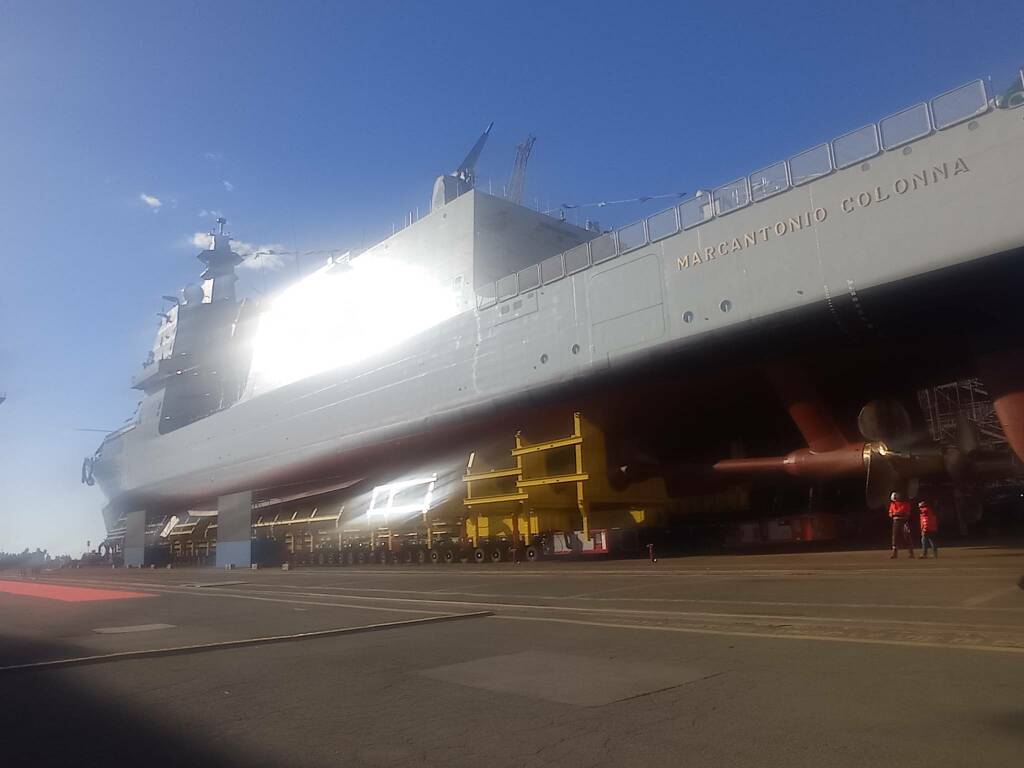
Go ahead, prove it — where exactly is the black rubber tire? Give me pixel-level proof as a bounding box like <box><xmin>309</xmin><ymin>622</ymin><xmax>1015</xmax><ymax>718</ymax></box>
<box><xmin>442</xmin><ymin>549</ymin><xmax>456</xmax><ymax>564</ymax></box>
<box><xmin>429</xmin><ymin>549</ymin><xmax>441</xmax><ymax>564</ymax></box>
<box><xmin>473</xmin><ymin>547</ymin><xmax>486</xmax><ymax>563</ymax></box>
<box><xmin>488</xmin><ymin>546</ymin><xmax>503</xmax><ymax>563</ymax></box>
<box><xmin>416</xmin><ymin>548</ymin><xmax>428</xmax><ymax>564</ymax></box>
<box><xmin>402</xmin><ymin>549</ymin><xmax>415</xmax><ymax>564</ymax></box>
<box><xmin>343</xmin><ymin>550</ymin><xmax>353</xmax><ymax>566</ymax></box>
<box><xmin>356</xmin><ymin>550</ymin><xmax>367</xmax><ymax>565</ymax></box>
<box><xmin>524</xmin><ymin>545</ymin><xmax>540</xmax><ymax>561</ymax></box>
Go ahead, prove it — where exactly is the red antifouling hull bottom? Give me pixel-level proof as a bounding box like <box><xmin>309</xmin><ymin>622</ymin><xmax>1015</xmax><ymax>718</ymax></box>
<box><xmin>979</xmin><ymin>349</ymin><xmax>1024</xmax><ymax>464</ymax></box>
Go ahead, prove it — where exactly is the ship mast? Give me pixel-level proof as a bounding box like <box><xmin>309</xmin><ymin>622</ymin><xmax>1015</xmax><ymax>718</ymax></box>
<box><xmin>197</xmin><ymin>217</ymin><xmax>243</xmax><ymax>302</ymax></box>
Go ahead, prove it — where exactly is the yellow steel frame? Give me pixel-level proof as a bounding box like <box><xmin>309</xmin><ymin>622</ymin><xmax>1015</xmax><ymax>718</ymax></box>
<box><xmin>463</xmin><ymin>451</ymin><xmax>530</xmax><ymax>508</ymax></box>
<box><xmin>461</xmin><ymin>411</ymin><xmax>591</xmax><ymax>542</ymax></box>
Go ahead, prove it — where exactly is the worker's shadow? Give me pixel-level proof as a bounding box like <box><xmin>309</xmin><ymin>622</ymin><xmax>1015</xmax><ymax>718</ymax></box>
<box><xmin>0</xmin><ymin>636</ymin><xmax>250</xmax><ymax>768</ymax></box>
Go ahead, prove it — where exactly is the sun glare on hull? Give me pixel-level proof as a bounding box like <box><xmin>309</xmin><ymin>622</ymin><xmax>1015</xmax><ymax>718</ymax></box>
<box><xmin>247</xmin><ymin>255</ymin><xmax>463</xmax><ymax>394</ymax></box>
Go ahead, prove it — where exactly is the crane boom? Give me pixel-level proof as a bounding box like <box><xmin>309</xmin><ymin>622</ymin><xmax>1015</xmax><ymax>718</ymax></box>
<box><xmin>506</xmin><ymin>134</ymin><xmax>536</xmax><ymax>205</ymax></box>
<box><xmin>456</xmin><ymin>122</ymin><xmax>493</xmax><ymax>186</ymax></box>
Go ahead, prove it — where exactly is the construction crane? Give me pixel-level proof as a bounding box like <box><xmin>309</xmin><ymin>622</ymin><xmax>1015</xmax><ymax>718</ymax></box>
<box><xmin>506</xmin><ymin>134</ymin><xmax>536</xmax><ymax>205</ymax></box>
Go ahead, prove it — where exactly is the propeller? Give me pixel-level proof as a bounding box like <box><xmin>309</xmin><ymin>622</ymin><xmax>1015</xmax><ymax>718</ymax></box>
<box><xmin>860</xmin><ymin>398</ymin><xmax>1019</xmax><ymax>509</ymax></box>
<box><xmin>860</xmin><ymin>400</ymin><xmax>938</xmax><ymax>507</ymax></box>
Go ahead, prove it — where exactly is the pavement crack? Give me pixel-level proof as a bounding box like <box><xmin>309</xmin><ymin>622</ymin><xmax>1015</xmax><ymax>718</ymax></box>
<box><xmin>599</xmin><ymin>670</ymin><xmax>727</xmax><ymax>706</ymax></box>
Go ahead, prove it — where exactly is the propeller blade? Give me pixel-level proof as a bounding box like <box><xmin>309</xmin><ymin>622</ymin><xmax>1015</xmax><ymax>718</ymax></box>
<box><xmin>955</xmin><ymin>410</ymin><xmax>981</xmax><ymax>455</ymax></box>
<box><xmin>865</xmin><ymin>448</ymin><xmax>901</xmax><ymax>509</ymax></box>
<box><xmin>858</xmin><ymin>399</ymin><xmax>913</xmax><ymax>444</ymax></box>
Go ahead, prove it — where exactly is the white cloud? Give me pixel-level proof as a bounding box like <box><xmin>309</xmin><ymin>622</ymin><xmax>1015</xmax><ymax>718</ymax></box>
<box><xmin>204</xmin><ymin>151</ymin><xmax>224</xmax><ymax>162</ymax></box>
<box><xmin>198</xmin><ymin>209</ymin><xmax>223</xmax><ymax>218</ymax></box>
<box><xmin>235</xmin><ymin>239</ymin><xmax>289</xmax><ymax>271</ymax></box>
<box><xmin>222</xmin><ymin>180</ymin><xmax>235</xmax><ymax>192</ymax></box>
<box><xmin>140</xmin><ymin>193</ymin><xmax>162</xmax><ymax>210</ymax></box>
<box><xmin>189</xmin><ymin>231</ymin><xmax>288</xmax><ymax>271</ymax></box>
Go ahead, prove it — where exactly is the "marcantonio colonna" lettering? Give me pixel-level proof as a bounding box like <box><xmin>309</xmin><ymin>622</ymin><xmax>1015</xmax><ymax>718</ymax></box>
<box><xmin>677</xmin><ymin>157</ymin><xmax>970</xmax><ymax>271</ymax></box>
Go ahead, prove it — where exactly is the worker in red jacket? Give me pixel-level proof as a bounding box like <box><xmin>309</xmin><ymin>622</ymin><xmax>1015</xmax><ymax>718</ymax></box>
<box><xmin>918</xmin><ymin>501</ymin><xmax>939</xmax><ymax>558</ymax></box>
<box><xmin>888</xmin><ymin>492</ymin><xmax>915</xmax><ymax>559</ymax></box>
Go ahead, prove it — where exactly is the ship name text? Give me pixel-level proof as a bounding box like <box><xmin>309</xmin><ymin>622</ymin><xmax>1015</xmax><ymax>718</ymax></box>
<box><xmin>677</xmin><ymin>157</ymin><xmax>970</xmax><ymax>271</ymax></box>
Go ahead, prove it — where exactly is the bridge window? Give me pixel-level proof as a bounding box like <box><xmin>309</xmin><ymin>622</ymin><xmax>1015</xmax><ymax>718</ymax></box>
<box><xmin>616</xmin><ymin>221</ymin><xmax>647</xmax><ymax>253</ymax></box>
<box><xmin>931</xmin><ymin>79</ymin><xmax>989</xmax><ymax>129</ymax></box>
<box><xmin>590</xmin><ymin>232</ymin><xmax>618</xmax><ymax>264</ymax></box>
<box><xmin>564</xmin><ymin>243</ymin><xmax>590</xmax><ymax>274</ymax></box>
<box><xmin>497</xmin><ymin>273</ymin><xmax>519</xmax><ymax>302</ymax></box>
<box><xmin>749</xmin><ymin>160</ymin><xmax>789</xmax><ymax>201</ymax></box>
<box><xmin>647</xmin><ymin>208</ymin><xmax>678</xmax><ymax>241</ymax></box>
<box><xmin>541</xmin><ymin>253</ymin><xmax>565</xmax><ymax>284</ymax></box>
<box><xmin>880</xmin><ymin>103</ymin><xmax>931</xmax><ymax>149</ymax></box>
<box><xmin>832</xmin><ymin>124</ymin><xmax>879</xmax><ymax>169</ymax></box>
<box><xmin>789</xmin><ymin>144</ymin><xmax>832</xmax><ymax>186</ymax></box>
<box><xmin>679</xmin><ymin>191</ymin><xmax>713</xmax><ymax>229</ymax></box>
<box><xmin>713</xmin><ymin>178</ymin><xmax>749</xmax><ymax>216</ymax></box>
<box><xmin>517</xmin><ymin>264</ymin><xmax>540</xmax><ymax>292</ymax></box>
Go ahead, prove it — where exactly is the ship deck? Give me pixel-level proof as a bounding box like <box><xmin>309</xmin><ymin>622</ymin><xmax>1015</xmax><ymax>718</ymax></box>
<box><xmin>2</xmin><ymin>546</ymin><xmax>1023</xmax><ymax>767</ymax></box>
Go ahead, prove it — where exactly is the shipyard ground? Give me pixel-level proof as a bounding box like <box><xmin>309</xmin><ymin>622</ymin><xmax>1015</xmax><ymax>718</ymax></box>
<box><xmin>2</xmin><ymin>547</ymin><xmax>1024</xmax><ymax>768</ymax></box>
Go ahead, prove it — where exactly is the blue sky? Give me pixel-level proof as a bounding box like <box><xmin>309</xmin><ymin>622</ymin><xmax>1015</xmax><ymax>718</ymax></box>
<box><xmin>1</xmin><ymin>1</ymin><xmax>1022</xmax><ymax>554</ymax></box>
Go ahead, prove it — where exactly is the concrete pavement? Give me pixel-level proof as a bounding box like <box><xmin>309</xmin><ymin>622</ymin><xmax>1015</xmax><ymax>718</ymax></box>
<box><xmin>1</xmin><ymin>547</ymin><xmax>1022</xmax><ymax>767</ymax></box>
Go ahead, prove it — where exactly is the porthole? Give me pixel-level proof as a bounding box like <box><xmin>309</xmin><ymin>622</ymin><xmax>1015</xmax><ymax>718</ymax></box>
<box><xmin>571</xmin><ymin>344</ymin><xmax>580</xmax><ymax>355</ymax></box>
<box><xmin>540</xmin><ymin>354</ymin><xmax>549</xmax><ymax>364</ymax></box>
<box><xmin>720</xmin><ymin>299</ymin><xmax>732</xmax><ymax>313</ymax></box>
<box><xmin>682</xmin><ymin>311</ymin><xmax>694</xmax><ymax>324</ymax></box>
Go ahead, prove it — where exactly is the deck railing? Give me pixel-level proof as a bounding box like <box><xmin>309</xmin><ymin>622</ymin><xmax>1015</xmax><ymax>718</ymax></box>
<box><xmin>476</xmin><ymin>78</ymin><xmax>997</xmax><ymax>311</ymax></box>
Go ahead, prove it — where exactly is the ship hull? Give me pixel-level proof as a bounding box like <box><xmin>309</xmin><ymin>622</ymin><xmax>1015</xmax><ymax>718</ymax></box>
<box><xmin>93</xmin><ymin>101</ymin><xmax>1024</xmax><ymax>521</ymax></box>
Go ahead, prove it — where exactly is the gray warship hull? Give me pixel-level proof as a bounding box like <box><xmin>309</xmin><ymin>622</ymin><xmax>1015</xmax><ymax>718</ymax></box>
<box><xmin>91</xmin><ymin>78</ymin><xmax>1024</xmax><ymax>536</ymax></box>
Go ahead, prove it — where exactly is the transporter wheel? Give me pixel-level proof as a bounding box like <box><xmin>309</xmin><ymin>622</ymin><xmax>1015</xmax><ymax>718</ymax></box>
<box><xmin>442</xmin><ymin>549</ymin><xmax>457</xmax><ymax>564</ymax></box>
<box><xmin>524</xmin><ymin>545</ymin><xmax>541</xmax><ymax>562</ymax></box>
<box><xmin>488</xmin><ymin>546</ymin><xmax>503</xmax><ymax>563</ymax></box>
<box><xmin>416</xmin><ymin>548</ymin><xmax>428</xmax><ymax>564</ymax></box>
<box><xmin>342</xmin><ymin>550</ymin><xmax>354</xmax><ymax>566</ymax></box>
<box><xmin>356</xmin><ymin>550</ymin><xmax>368</xmax><ymax>565</ymax></box>
<box><xmin>401</xmin><ymin>549</ymin><xmax>415</xmax><ymax>564</ymax></box>
<box><xmin>472</xmin><ymin>547</ymin><xmax>487</xmax><ymax>564</ymax></box>
<box><xmin>387</xmin><ymin>550</ymin><xmax>401</xmax><ymax>565</ymax></box>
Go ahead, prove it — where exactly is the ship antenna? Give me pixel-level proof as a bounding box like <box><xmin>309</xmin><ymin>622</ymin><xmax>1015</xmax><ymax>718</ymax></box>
<box><xmin>216</xmin><ymin>216</ymin><xmax>227</xmax><ymax>236</ymax></box>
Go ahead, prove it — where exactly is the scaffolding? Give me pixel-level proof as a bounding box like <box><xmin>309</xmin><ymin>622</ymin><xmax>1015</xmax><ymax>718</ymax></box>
<box><xmin>917</xmin><ymin>378</ymin><xmax>1007</xmax><ymax>449</ymax></box>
